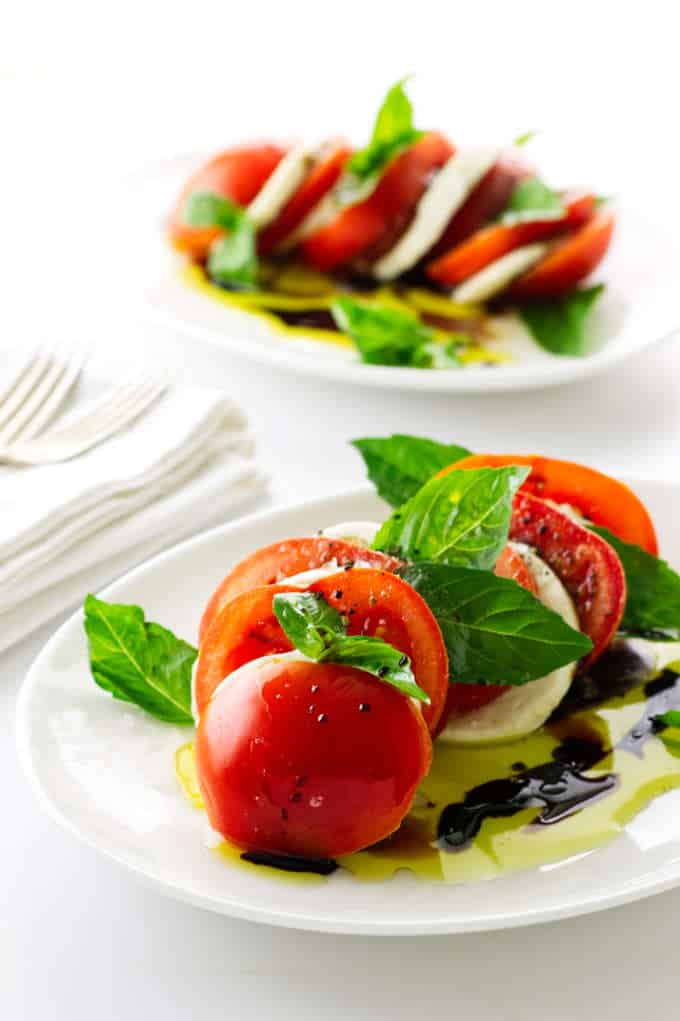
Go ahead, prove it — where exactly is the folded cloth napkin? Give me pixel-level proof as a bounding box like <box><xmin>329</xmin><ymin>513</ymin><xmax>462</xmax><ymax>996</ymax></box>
<box><xmin>0</xmin><ymin>381</ymin><xmax>266</xmax><ymax>653</ymax></box>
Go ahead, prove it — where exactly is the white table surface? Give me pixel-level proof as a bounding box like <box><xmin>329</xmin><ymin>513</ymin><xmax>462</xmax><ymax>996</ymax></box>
<box><xmin>3</xmin><ymin>2</ymin><xmax>680</xmax><ymax>1015</ymax></box>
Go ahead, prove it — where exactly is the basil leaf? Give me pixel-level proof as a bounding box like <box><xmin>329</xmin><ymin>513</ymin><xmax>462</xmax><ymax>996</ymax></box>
<box><xmin>183</xmin><ymin>191</ymin><xmax>242</xmax><ymax>230</ymax></box>
<box><xmin>341</xmin><ymin>78</ymin><xmax>423</xmax><ymax>204</ymax></box>
<box><xmin>272</xmin><ymin>591</ymin><xmax>429</xmax><ymax>703</ymax></box>
<box><xmin>657</xmin><ymin>710</ymin><xmax>680</xmax><ymax>728</ymax></box>
<box><xmin>591</xmin><ymin>527</ymin><xmax>680</xmax><ymax>638</ymax></box>
<box><xmin>400</xmin><ymin>562</ymin><xmax>592</xmax><ymax>685</ymax></box>
<box><xmin>373</xmin><ymin>465</ymin><xmax>529</xmax><ymax>569</ymax></box>
<box><xmin>351</xmin><ymin>434</ymin><xmax>471</xmax><ymax>507</ymax></box>
<box><xmin>519</xmin><ymin>284</ymin><xmax>605</xmax><ymax>357</ymax></box>
<box><xmin>184</xmin><ymin>190</ymin><xmax>258</xmax><ymax>289</ymax></box>
<box><xmin>331</xmin><ymin>296</ymin><xmax>441</xmax><ymax>368</ymax></box>
<box><xmin>513</xmin><ymin>130</ymin><xmax>537</xmax><ymax>147</ymax></box>
<box><xmin>83</xmin><ymin>595</ymin><xmax>196</xmax><ymax>724</ymax></box>
<box><xmin>500</xmin><ymin>176</ymin><xmax>565</xmax><ymax>225</ymax></box>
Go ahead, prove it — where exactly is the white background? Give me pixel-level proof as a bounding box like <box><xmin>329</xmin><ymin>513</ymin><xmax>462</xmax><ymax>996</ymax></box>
<box><xmin>2</xmin><ymin>2</ymin><xmax>680</xmax><ymax>1017</ymax></box>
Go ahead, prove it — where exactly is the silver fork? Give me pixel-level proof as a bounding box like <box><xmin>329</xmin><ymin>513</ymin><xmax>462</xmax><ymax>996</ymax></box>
<box><xmin>0</xmin><ymin>356</ymin><xmax>167</xmax><ymax>466</ymax></box>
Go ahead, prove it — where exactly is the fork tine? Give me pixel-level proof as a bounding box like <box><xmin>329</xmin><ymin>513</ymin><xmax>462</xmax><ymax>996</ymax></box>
<box><xmin>18</xmin><ymin>347</ymin><xmax>87</xmax><ymax>441</ymax></box>
<box><xmin>73</xmin><ymin>382</ymin><xmax>166</xmax><ymax>447</ymax></box>
<box><xmin>0</xmin><ymin>350</ymin><xmax>41</xmax><ymax>411</ymax></box>
<box><xmin>0</xmin><ymin>351</ymin><xmax>52</xmax><ymax>434</ymax></box>
<box><xmin>49</xmin><ymin>375</ymin><xmax>158</xmax><ymax>440</ymax></box>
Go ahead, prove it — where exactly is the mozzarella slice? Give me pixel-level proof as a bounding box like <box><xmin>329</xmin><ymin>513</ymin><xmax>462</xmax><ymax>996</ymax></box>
<box><xmin>450</xmin><ymin>242</ymin><xmax>548</xmax><ymax>303</ymax></box>
<box><xmin>321</xmin><ymin>521</ymin><xmax>381</xmax><ymax>546</ymax></box>
<box><xmin>440</xmin><ymin>543</ymin><xmax>580</xmax><ymax>745</ymax></box>
<box><xmin>247</xmin><ymin>144</ymin><xmax>313</xmax><ymax>229</ymax></box>
<box><xmin>373</xmin><ymin>148</ymin><xmax>498</xmax><ymax>281</ymax></box>
<box><xmin>276</xmin><ymin>189</ymin><xmax>340</xmax><ymax>251</ymax></box>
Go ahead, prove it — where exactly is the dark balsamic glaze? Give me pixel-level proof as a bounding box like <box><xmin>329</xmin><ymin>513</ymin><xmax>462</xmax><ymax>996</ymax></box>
<box><xmin>241</xmin><ymin>850</ymin><xmax>338</xmax><ymax>876</ymax></box>
<box><xmin>272</xmin><ymin>308</ymin><xmax>339</xmax><ymax>332</ymax></box>
<box><xmin>551</xmin><ymin>640</ymin><xmax>656</xmax><ymax>721</ymax></box>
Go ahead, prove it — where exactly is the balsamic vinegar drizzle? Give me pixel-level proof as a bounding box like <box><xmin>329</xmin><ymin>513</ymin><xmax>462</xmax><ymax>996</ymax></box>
<box><xmin>241</xmin><ymin>850</ymin><xmax>339</xmax><ymax>876</ymax></box>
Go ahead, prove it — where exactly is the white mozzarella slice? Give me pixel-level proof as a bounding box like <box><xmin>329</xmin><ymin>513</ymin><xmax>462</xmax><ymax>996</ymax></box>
<box><xmin>373</xmin><ymin>148</ymin><xmax>498</xmax><ymax>281</ymax></box>
<box><xmin>450</xmin><ymin>242</ymin><xmax>548</xmax><ymax>303</ymax></box>
<box><xmin>282</xmin><ymin>559</ymin><xmax>375</xmax><ymax>587</ymax></box>
<box><xmin>276</xmin><ymin>189</ymin><xmax>340</xmax><ymax>251</ymax></box>
<box><xmin>246</xmin><ymin>145</ymin><xmax>313</xmax><ymax>229</ymax></box>
<box><xmin>321</xmin><ymin>521</ymin><xmax>381</xmax><ymax>546</ymax></box>
<box><xmin>440</xmin><ymin>544</ymin><xmax>580</xmax><ymax>745</ymax></box>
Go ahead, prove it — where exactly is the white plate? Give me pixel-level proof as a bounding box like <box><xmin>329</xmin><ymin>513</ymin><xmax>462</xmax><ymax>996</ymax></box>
<box><xmin>136</xmin><ymin>152</ymin><xmax>680</xmax><ymax>393</ymax></box>
<box><xmin>16</xmin><ymin>481</ymin><xmax>680</xmax><ymax>934</ymax></box>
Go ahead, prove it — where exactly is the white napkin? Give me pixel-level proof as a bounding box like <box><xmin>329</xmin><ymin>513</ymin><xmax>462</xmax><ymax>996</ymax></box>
<box><xmin>0</xmin><ymin>381</ymin><xmax>266</xmax><ymax>653</ymax></box>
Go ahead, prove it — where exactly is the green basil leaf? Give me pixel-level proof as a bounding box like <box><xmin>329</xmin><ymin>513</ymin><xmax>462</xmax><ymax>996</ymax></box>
<box><xmin>372</xmin><ymin>465</ymin><xmax>529</xmax><ymax>569</ymax></box>
<box><xmin>519</xmin><ymin>284</ymin><xmax>605</xmax><ymax>357</ymax></box>
<box><xmin>83</xmin><ymin>595</ymin><xmax>196</xmax><ymax>724</ymax></box>
<box><xmin>207</xmin><ymin>218</ymin><xmax>257</xmax><ymax>289</ymax></box>
<box><xmin>400</xmin><ymin>562</ymin><xmax>592</xmax><ymax>685</ymax></box>
<box><xmin>183</xmin><ymin>191</ymin><xmax>242</xmax><ymax>230</ymax></box>
<box><xmin>657</xmin><ymin>710</ymin><xmax>680</xmax><ymax>728</ymax></box>
<box><xmin>500</xmin><ymin>176</ymin><xmax>565</xmax><ymax>225</ymax></box>
<box><xmin>351</xmin><ymin>434</ymin><xmax>471</xmax><ymax>507</ymax></box>
<box><xmin>513</xmin><ymin>130</ymin><xmax>537</xmax><ymax>147</ymax></box>
<box><xmin>272</xmin><ymin>591</ymin><xmax>429</xmax><ymax>703</ymax></box>
<box><xmin>591</xmin><ymin>527</ymin><xmax>680</xmax><ymax>638</ymax></box>
<box><xmin>331</xmin><ymin>296</ymin><xmax>439</xmax><ymax>368</ymax></box>
<box><xmin>341</xmin><ymin>78</ymin><xmax>423</xmax><ymax>204</ymax></box>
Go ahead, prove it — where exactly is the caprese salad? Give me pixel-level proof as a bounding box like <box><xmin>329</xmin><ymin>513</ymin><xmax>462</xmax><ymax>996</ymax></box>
<box><xmin>83</xmin><ymin>438</ymin><xmax>680</xmax><ymax>879</ymax></box>
<box><xmin>167</xmin><ymin>80</ymin><xmax>615</xmax><ymax>368</ymax></box>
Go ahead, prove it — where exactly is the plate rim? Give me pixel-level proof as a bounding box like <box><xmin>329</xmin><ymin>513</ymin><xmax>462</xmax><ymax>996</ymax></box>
<box><xmin>16</xmin><ymin>478</ymin><xmax>680</xmax><ymax>935</ymax></box>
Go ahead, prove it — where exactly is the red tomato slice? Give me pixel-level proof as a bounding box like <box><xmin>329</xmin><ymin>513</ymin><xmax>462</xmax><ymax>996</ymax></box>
<box><xmin>301</xmin><ymin>132</ymin><xmax>454</xmax><ymax>272</ymax></box>
<box><xmin>196</xmin><ymin>568</ymin><xmax>449</xmax><ymax>734</ymax></box>
<box><xmin>426</xmin><ymin>191</ymin><xmax>596</xmax><ymax>287</ymax></box>
<box><xmin>198</xmin><ymin>537</ymin><xmax>400</xmax><ymax>644</ymax></box>
<box><xmin>169</xmin><ymin>143</ymin><xmax>287</xmax><ymax>261</ymax></box>
<box><xmin>426</xmin><ymin>152</ymin><xmax>532</xmax><ymax>262</ymax></box>
<box><xmin>434</xmin><ymin>545</ymin><xmax>537</xmax><ymax>730</ymax></box>
<box><xmin>509</xmin><ymin>208</ymin><xmax>615</xmax><ymax>299</ymax></box>
<box><xmin>196</xmin><ymin>657</ymin><xmax>431</xmax><ymax>860</ymax></box>
<box><xmin>444</xmin><ymin>453</ymin><xmax>658</xmax><ymax>554</ymax></box>
<box><xmin>258</xmin><ymin>141</ymin><xmax>352</xmax><ymax>255</ymax></box>
<box><xmin>510</xmin><ymin>492</ymin><xmax>626</xmax><ymax>667</ymax></box>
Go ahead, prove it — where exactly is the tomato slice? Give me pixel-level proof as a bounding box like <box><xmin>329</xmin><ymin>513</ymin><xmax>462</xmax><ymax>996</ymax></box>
<box><xmin>301</xmin><ymin>132</ymin><xmax>454</xmax><ymax>272</ymax></box>
<box><xmin>198</xmin><ymin>537</ymin><xmax>400</xmax><ymax>644</ymax></box>
<box><xmin>510</xmin><ymin>492</ymin><xmax>626</xmax><ymax>667</ymax></box>
<box><xmin>426</xmin><ymin>191</ymin><xmax>596</xmax><ymax>287</ymax></box>
<box><xmin>196</xmin><ymin>656</ymin><xmax>432</xmax><ymax>859</ymax></box>
<box><xmin>258</xmin><ymin>141</ymin><xmax>352</xmax><ymax>255</ymax></box>
<box><xmin>169</xmin><ymin>143</ymin><xmax>287</xmax><ymax>261</ymax></box>
<box><xmin>443</xmin><ymin>453</ymin><xmax>658</xmax><ymax>554</ymax></box>
<box><xmin>197</xmin><ymin>568</ymin><xmax>449</xmax><ymax>734</ymax></box>
<box><xmin>509</xmin><ymin>208</ymin><xmax>615</xmax><ymax>299</ymax></box>
<box><xmin>434</xmin><ymin>544</ymin><xmax>537</xmax><ymax>730</ymax></box>
<box><xmin>425</xmin><ymin>152</ymin><xmax>532</xmax><ymax>262</ymax></box>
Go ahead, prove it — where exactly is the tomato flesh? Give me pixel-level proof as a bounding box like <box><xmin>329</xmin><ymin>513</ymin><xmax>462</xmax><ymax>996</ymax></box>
<box><xmin>509</xmin><ymin>208</ymin><xmax>615</xmax><ymax>299</ymax></box>
<box><xmin>199</xmin><ymin>537</ymin><xmax>400</xmax><ymax>644</ymax></box>
<box><xmin>169</xmin><ymin>143</ymin><xmax>287</xmax><ymax>261</ymax></box>
<box><xmin>301</xmin><ymin>132</ymin><xmax>454</xmax><ymax>272</ymax></box>
<box><xmin>426</xmin><ymin>191</ymin><xmax>596</xmax><ymax>287</ymax></box>
<box><xmin>196</xmin><ymin>657</ymin><xmax>432</xmax><ymax>859</ymax></box>
<box><xmin>445</xmin><ymin>453</ymin><xmax>658</xmax><ymax>554</ymax></box>
<box><xmin>510</xmin><ymin>492</ymin><xmax>626</xmax><ymax>667</ymax></box>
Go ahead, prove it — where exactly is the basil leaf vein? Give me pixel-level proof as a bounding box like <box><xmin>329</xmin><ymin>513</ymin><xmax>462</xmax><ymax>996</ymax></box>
<box><xmin>351</xmin><ymin>434</ymin><xmax>471</xmax><ymax>507</ymax></box>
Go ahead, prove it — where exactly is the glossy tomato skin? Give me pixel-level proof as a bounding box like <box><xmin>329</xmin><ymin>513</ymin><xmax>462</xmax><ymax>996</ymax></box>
<box><xmin>196</xmin><ymin>657</ymin><xmax>432</xmax><ymax>859</ymax></box>
<box><xmin>510</xmin><ymin>492</ymin><xmax>626</xmax><ymax>668</ymax></box>
<box><xmin>434</xmin><ymin>545</ymin><xmax>536</xmax><ymax>732</ymax></box>
<box><xmin>169</xmin><ymin>143</ymin><xmax>287</xmax><ymax>261</ymax></box>
<box><xmin>426</xmin><ymin>191</ymin><xmax>596</xmax><ymax>287</ymax></box>
<box><xmin>301</xmin><ymin>132</ymin><xmax>454</xmax><ymax>272</ymax></box>
<box><xmin>443</xmin><ymin>453</ymin><xmax>658</xmax><ymax>554</ymax></box>
<box><xmin>509</xmin><ymin>208</ymin><xmax>615</xmax><ymax>299</ymax></box>
<box><xmin>198</xmin><ymin>537</ymin><xmax>400</xmax><ymax>643</ymax></box>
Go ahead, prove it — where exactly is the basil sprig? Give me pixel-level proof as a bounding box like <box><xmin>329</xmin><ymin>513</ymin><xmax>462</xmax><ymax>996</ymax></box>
<box><xmin>84</xmin><ymin>595</ymin><xmax>197</xmax><ymax>724</ymax></box>
<box><xmin>331</xmin><ymin>296</ymin><xmax>461</xmax><ymax>369</ymax></box>
<box><xmin>183</xmin><ymin>191</ymin><xmax>257</xmax><ymax>289</ymax></box>
<box><xmin>272</xmin><ymin>591</ymin><xmax>429</xmax><ymax>703</ymax></box>
<box><xmin>372</xmin><ymin>465</ymin><xmax>529</xmax><ymax>570</ymax></box>
<box><xmin>519</xmin><ymin>284</ymin><xmax>605</xmax><ymax>357</ymax></box>
<box><xmin>500</xmin><ymin>176</ymin><xmax>565</xmax><ymax>225</ymax></box>
<box><xmin>351</xmin><ymin>434</ymin><xmax>471</xmax><ymax>507</ymax></box>
<box><xmin>400</xmin><ymin>562</ymin><xmax>591</xmax><ymax>685</ymax></box>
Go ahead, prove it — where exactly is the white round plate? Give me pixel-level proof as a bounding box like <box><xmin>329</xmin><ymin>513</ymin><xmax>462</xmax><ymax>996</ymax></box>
<box><xmin>17</xmin><ymin>482</ymin><xmax>680</xmax><ymax>934</ymax></box>
<box><xmin>134</xmin><ymin>152</ymin><xmax>680</xmax><ymax>393</ymax></box>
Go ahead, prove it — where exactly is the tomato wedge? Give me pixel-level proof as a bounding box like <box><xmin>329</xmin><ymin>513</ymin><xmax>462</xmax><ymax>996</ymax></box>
<box><xmin>199</xmin><ymin>537</ymin><xmax>400</xmax><ymax>643</ymax></box>
<box><xmin>443</xmin><ymin>453</ymin><xmax>658</xmax><ymax>554</ymax></box>
<box><xmin>196</xmin><ymin>568</ymin><xmax>449</xmax><ymax>734</ymax></box>
<box><xmin>258</xmin><ymin>141</ymin><xmax>352</xmax><ymax>254</ymax></box>
<box><xmin>425</xmin><ymin>152</ymin><xmax>531</xmax><ymax>262</ymax></box>
<box><xmin>169</xmin><ymin>143</ymin><xmax>287</xmax><ymax>261</ymax></box>
<box><xmin>509</xmin><ymin>208</ymin><xmax>615</xmax><ymax>299</ymax></box>
<box><xmin>196</xmin><ymin>656</ymin><xmax>431</xmax><ymax>859</ymax></box>
<box><xmin>301</xmin><ymin>132</ymin><xmax>454</xmax><ymax>272</ymax></box>
<box><xmin>433</xmin><ymin>545</ymin><xmax>537</xmax><ymax>730</ymax></box>
<box><xmin>510</xmin><ymin>492</ymin><xmax>626</xmax><ymax>667</ymax></box>
<box><xmin>426</xmin><ymin>191</ymin><xmax>596</xmax><ymax>287</ymax></box>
